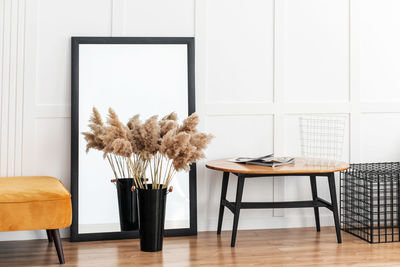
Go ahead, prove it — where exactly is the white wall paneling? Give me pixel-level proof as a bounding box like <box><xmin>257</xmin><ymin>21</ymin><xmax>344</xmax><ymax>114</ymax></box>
<box><xmin>0</xmin><ymin>0</ymin><xmax>25</xmax><ymax>177</ymax></box>
<box><xmin>359</xmin><ymin>0</ymin><xmax>400</xmax><ymax>102</ymax></box>
<box><xmin>201</xmin><ymin>0</ymin><xmax>400</xmax><ymax>232</ymax></box>
<box><xmin>124</xmin><ymin>0</ymin><xmax>194</xmax><ymax>37</ymax></box>
<box><xmin>36</xmin><ymin>0</ymin><xmax>112</xmax><ymax>106</ymax></box>
<box><xmin>205</xmin><ymin>0</ymin><xmax>274</xmax><ymax>104</ymax></box>
<box><xmin>360</xmin><ymin>113</ymin><xmax>400</xmax><ymax>162</ymax></box>
<box><xmin>111</xmin><ymin>0</ymin><xmax>126</xmax><ymax>36</ymax></box>
<box><xmin>282</xmin><ymin>0</ymin><xmax>349</xmax><ymax>103</ymax></box>
<box><xmin>194</xmin><ymin>0</ymin><xmax>210</xmax><ymax>231</ymax></box>
<box><xmin>272</xmin><ymin>0</ymin><xmax>285</xmax><ymax>217</ymax></box>
<box><xmin>2</xmin><ymin>0</ymin><xmax>400</xmax><ymax>241</ymax></box>
<box><xmin>349</xmin><ymin>0</ymin><xmax>361</xmax><ymax>163</ymax></box>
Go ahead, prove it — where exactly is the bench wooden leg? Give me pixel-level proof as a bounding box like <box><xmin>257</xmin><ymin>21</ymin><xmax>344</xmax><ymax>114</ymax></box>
<box><xmin>46</xmin><ymin>230</ymin><xmax>53</xmax><ymax>242</ymax></box>
<box><xmin>50</xmin><ymin>229</ymin><xmax>65</xmax><ymax>264</ymax></box>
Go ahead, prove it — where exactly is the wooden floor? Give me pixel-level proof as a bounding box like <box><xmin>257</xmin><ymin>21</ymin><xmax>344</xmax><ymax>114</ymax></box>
<box><xmin>1</xmin><ymin>227</ymin><xmax>400</xmax><ymax>266</ymax></box>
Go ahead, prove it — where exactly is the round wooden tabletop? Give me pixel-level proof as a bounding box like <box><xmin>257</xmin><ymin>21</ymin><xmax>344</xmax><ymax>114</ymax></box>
<box><xmin>206</xmin><ymin>158</ymin><xmax>349</xmax><ymax>175</ymax></box>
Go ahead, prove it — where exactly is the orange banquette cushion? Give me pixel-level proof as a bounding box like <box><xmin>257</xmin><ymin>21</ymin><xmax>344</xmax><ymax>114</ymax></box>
<box><xmin>0</xmin><ymin>176</ymin><xmax>72</xmax><ymax>232</ymax></box>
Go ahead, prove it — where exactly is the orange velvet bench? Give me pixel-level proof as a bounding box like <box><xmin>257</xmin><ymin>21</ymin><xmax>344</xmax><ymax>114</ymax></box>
<box><xmin>0</xmin><ymin>176</ymin><xmax>72</xmax><ymax>264</ymax></box>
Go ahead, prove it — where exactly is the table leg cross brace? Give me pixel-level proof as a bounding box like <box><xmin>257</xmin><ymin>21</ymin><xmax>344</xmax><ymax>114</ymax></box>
<box><xmin>216</xmin><ymin>172</ymin><xmax>342</xmax><ymax>247</ymax></box>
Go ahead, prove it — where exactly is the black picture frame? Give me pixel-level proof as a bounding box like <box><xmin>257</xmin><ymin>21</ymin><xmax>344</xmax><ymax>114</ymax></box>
<box><xmin>70</xmin><ymin>37</ymin><xmax>197</xmax><ymax>242</ymax></box>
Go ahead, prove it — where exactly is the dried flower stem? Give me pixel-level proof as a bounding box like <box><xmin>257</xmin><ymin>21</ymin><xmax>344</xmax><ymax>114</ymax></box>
<box><xmin>157</xmin><ymin>155</ymin><xmax>163</xmax><ymax>189</ymax></box>
<box><xmin>105</xmin><ymin>154</ymin><xmax>136</xmax><ymax>179</ymax></box>
<box><xmin>146</xmin><ymin>152</ymin><xmax>179</xmax><ymax>189</ymax></box>
<box><xmin>165</xmin><ymin>166</ymin><xmax>176</xmax><ymax>189</ymax></box>
<box><xmin>83</xmin><ymin>109</ymin><xmax>213</xmax><ymax>190</ymax></box>
<box><xmin>106</xmin><ymin>155</ymin><xmax>118</xmax><ymax>179</ymax></box>
<box><xmin>128</xmin><ymin>158</ymin><xmax>143</xmax><ymax>189</ymax></box>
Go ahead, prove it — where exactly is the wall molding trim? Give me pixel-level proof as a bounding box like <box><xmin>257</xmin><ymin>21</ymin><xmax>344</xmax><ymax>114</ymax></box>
<box><xmin>33</xmin><ymin>101</ymin><xmax>400</xmax><ymax>119</ymax></box>
<box><xmin>0</xmin><ymin>0</ymin><xmax>26</xmax><ymax>176</ymax></box>
<box><xmin>111</xmin><ymin>0</ymin><xmax>126</xmax><ymax>36</ymax></box>
<box><xmin>21</xmin><ymin>0</ymin><xmax>37</xmax><ymax>175</ymax></box>
<box><xmin>204</xmin><ymin>102</ymin><xmax>400</xmax><ymax>117</ymax></box>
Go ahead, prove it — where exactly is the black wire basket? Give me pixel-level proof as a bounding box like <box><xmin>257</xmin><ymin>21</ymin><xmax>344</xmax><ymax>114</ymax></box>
<box><xmin>340</xmin><ymin>162</ymin><xmax>400</xmax><ymax>243</ymax></box>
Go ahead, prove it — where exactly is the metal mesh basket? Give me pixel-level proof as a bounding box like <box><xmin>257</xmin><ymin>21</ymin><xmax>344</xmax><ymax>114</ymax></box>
<box><xmin>299</xmin><ymin>115</ymin><xmax>346</xmax><ymax>166</ymax></box>
<box><xmin>341</xmin><ymin>163</ymin><xmax>400</xmax><ymax>243</ymax></box>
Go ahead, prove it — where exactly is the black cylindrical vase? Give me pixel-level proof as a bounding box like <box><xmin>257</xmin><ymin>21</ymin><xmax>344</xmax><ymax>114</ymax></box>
<box><xmin>137</xmin><ymin>185</ymin><xmax>167</xmax><ymax>252</ymax></box>
<box><xmin>116</xmin><ymin>178</ymin><xmax>139</xmax><ymax>231</ymax></box>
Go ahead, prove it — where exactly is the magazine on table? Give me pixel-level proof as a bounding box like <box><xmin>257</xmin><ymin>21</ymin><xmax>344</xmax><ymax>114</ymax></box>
<box><xmin>229</xmin><ymin>154</ymin><xmax>295</xmax><ymax>167</ymax></box>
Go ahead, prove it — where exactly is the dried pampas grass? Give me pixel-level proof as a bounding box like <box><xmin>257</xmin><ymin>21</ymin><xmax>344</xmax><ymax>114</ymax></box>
<box><xmin>140</xmin><ymin>115</ymin><xmax>160</xmax><ymax>157</ymax></box>
<box><xmin>162</xmin><ymin>112</ymin><xmax>178</xmax><ymax>121</ymax></box>
<box><xmin>127</xmin><ymin>114</ymin><xmax>144</xmax><ymax>154</ymax></box>
<box><xmin>160</xmin><ymin>112</ymin><xmax>178</xmax><ymax>137</ymax></box>
<box><xmin>82</xmin><ymin>108</ymin><xmax>213</xmax><ymax>189</ymax></box>
<box><xmin>178</xmin><ymin>113</ymin><xmax>199</xmax><ymax>133</ymax></box>
<box><xmin>102</xmin><ymin>108</ymin><xmax>130</xmax><ymax>156</ymax></box>
<box><xmin>82</xmin><ymin>107</ymin><xmax>106</xmax><ymax>152</ymax></box>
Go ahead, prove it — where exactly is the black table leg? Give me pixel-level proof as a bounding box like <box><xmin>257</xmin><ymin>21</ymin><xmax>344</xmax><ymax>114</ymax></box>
<box><xmin>328</xmin><ymin>173</ymin><xmax>342</xmax><ymax>243</ymax></box>
<box><xmin>309</xmin><ymin>175</ymin><xmax>320</xmax><ymax>232</ymax></box>
<box><xmin>231</xmin><ymin>175</ymin><xmax>245</xmax><ymax>247</ymax></box>
<box><xmin>217</xmin><ymin>172</ymin><xmax>230</xmax><ymax>235</ymax></box>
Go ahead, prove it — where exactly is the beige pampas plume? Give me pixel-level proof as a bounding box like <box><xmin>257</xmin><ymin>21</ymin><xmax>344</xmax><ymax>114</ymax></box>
<box><xmin>127</xmin><ymin>114</ymin><xmax>144</xmax><ymax>153</ymax></box>
<box><xmin>81</xmin><ymin>107</ymin><xmax>106</xmax><ymax>152</ymax></box>
<box><xmin>160</xmin><ymin>120</ymin><xmax>178</xmax><ymax>137</ymax></box>
<box><xmin>140</xmin><ymin>115</ymin><xmax>161</xmax><ymax>156</ymax></box>
<box><xmin>160</xmin><ymin>112</ymin><xmax>178</xmax><ymax>137</ymax></box>
<box><xmin>162</xmin><ymin>112</ymin><xmax>178</xmax><ymax>121</ymax></box>
<box><xmin>90</xmin><ymin>107</ymin><xmax>104</xmax><ymax>126</ymax></box>
<box><xmin>82</xmin><ymin>132</ymin><xmax>96</xmax><ymax>152</ymax></box>
<box><xmin>127</xmin><ymin>114</ymin><xmax>141</xmax><ymax>131</ymax></box>
<box><xmin>102</xmin><ymin>108</ymin><xmax>132</xmax><ymax>158</ymax></box>
<box><xmin>159</xmin><ymin>129</ymin><xmax>175</xmax><ymax>156</ymax></box>
<box><xmin>112</xmin><ymin>138</ymin><xmax>133</xmax><ymax>157</ymax></box>
<box><xmin>187</xmin><ymin>132</ymin><xmax>213</xmax><ymax>163</ymax></box>
<box><xmin>159</xmin><ymin>113</ymin><xmax>214</xmax><ymax>174</ymax></box>
<box><xmin>107</xmin><ymin>108</ymin><xmax>128</xmax><ymax>139</ymax></box>
<box><xmin>160</xmin><ymin>131</ymin><xmax>190</xmax><ymax>159</ymax></box>
<box><xmin>190</xmin><ymin>132</ymin><xmax>213</xmax><ymax>150</ymax></box>
<box><xmin>178</xmin><ymin>113</ymin><xmax>199</xmax><ymax>133</ymax></box>
<box><xmin>169</xmin><ymin>132</ymin><xmax>212</xmax><ymax>172</ymax></box>
<box><xmin>172</xmin><ymin>144</ymin><xmax>197</xmax><ymax>171</ymax></box>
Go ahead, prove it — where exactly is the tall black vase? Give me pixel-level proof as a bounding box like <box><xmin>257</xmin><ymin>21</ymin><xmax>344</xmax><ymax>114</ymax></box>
<box><xmin>116</xmin><ymin>178</ymin><xmax>139</xmax><ymax>231</ymax></box>
<box><xmin>137</xmin><ymin>185</ymin><xmax>167</xmax><ymax>252</ymax></box>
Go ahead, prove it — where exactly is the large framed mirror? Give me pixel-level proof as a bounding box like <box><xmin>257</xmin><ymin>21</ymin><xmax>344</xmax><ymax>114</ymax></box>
<box><xmin>70</xmin><ymin>37</ymin><xmax>196</xmax><ymax>241</ymax></box>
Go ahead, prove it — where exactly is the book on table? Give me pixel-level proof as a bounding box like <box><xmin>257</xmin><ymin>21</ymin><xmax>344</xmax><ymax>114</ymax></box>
<box><xmin>229</xmin><ymin>154</ymin><xmax>295</xmax><ymax>167</ymax></box>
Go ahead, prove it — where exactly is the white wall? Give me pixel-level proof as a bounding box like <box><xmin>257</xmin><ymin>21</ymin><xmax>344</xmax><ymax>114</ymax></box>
<box><xmin>1</xmin><ymin>0</ymin><xmax>400</xmax><ymax>241</ymax></box>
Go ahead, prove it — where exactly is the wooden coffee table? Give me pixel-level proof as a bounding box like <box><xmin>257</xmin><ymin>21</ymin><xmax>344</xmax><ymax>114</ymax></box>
<box><xmin>206</xmin><ymin>158</ymin><xmax>349</xmax><ymax>247</ymax></box>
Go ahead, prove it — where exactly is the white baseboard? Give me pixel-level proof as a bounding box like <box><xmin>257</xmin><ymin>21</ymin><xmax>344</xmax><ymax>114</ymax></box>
<box><xmin>0</xmin><ymin>228</ymin><xmax>70</xmax><ymax>241</ymax></box>
<box><xmin>198</xmin><ymin>214</ymin><xmax>335</xmax><ymax>232</ymax></box>
<box><xmin>0</xmin><ymin>215</ymin><xmax>334</xmax><ymax>241</ymax></box>
<box><xmin>79</xmin><ymin>220</ymin><xmax>189</xmax><ymax>234</ymax></box>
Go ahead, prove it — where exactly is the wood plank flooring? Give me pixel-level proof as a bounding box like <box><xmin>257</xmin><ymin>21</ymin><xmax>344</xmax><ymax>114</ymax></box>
<box><xmin>1</xmin><ymin>227</ymin><xmax>400</xmax><ymax>266</ymax></box>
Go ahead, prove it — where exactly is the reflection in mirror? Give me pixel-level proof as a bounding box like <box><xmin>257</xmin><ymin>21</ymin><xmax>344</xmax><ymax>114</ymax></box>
<box><xmin>71</xmin><ymin>38</ymin><xmax>196</xmax><ymax>240</ymax></box>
